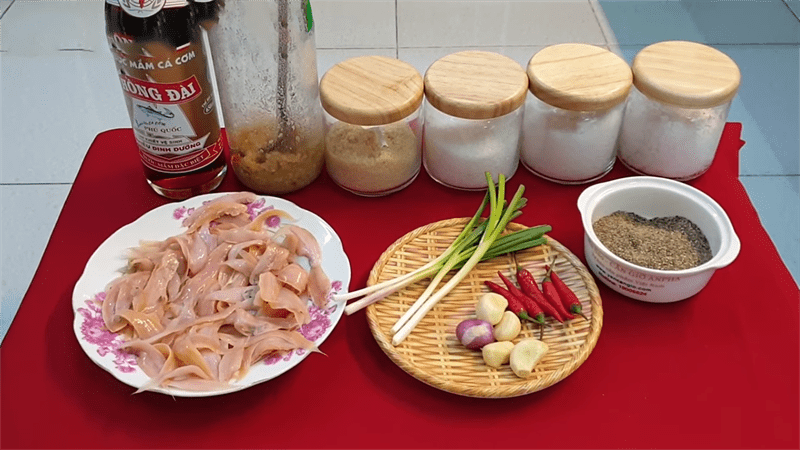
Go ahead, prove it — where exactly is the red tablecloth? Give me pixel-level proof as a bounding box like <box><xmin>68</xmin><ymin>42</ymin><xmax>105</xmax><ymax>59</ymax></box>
<box><xmin>1</xmin><ymin>124</ymin><xmax>797</xmax><ymax>449</ymax></box>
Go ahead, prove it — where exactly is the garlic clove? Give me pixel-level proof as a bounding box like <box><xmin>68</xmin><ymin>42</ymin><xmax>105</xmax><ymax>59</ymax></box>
<box><xmin>493</xmin><ymin>310</ymin><xmax>522</xmax><ymax>341</ymax></box>
<box><xmin>509</xmin><ymin>338</ymin><xmax>549</xmax><ymax>378</ymax></box>
<box><xmin>481</xmin><ymin>341</ymin><xmax>515</xmax><ymax>368</ymax></box>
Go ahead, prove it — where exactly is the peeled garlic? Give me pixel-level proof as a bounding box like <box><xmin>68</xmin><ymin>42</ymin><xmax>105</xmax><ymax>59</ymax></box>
<box><xmin>481</xmin><ymin>341</ymin><xmax>515</xmax><ymax>368</ymax></box>
<box><xmin>510</xmin><ymin>338</ymin><xmax>549</xmax><ymax>379</ymax></box>
<box><xmin>493</xmin><ymin>311</ymin><xmax>521</xmax><ymax>341</ymax></box>
<box><xmin>475</xmin><ymin>292</ymin><xmax>508</xmax><ymax>325</ymax></box>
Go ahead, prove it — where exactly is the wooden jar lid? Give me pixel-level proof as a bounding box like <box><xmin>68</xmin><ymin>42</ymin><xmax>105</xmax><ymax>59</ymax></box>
<box><xmin>632</xmin><ymin>41</ymin><xmax>740</xmax><ymax>108</ymax></box>
<box><xmin>527</xmin><ymin>43</ymin><xmax>632</xmax><ymax>112</ymax></box>
<box><xmin>423</xmin><ymin>51</ymin><xmax>528</xmax><ymax>120</ymax></box>
<box><xmin>319</xmin><ymin>55</ymin><xmax>424</xmax><ymax>126</ymax></box>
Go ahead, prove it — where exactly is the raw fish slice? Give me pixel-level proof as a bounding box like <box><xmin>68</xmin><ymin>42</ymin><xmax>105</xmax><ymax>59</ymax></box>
<box><xmin>249</xmin><ymin>243</ymin><xmax>290</xmax><ymax>284</ymax></box>
<box><xmin>127</xmin><ymin>301</ymin><xmax>237</xmax><ymax>346</ymax></box>
<box><xmin>166</xmin><ymin>378</ymin><xmax>232</xmax><ymax>392</ymax></box>
<box><xmin>166</xmin><ymin>273</ymin><xmax>182</xmax><ymax>301</ymax></box>
<box><xmin>200</xmin><ymin>349</ymin><xmax>221</xmax><ymax>380</ymax></box>
<box><xmin>255</xmin><ymin>272</ymin><xmax>281</xmax><ymax>308</ymax></box>
<box><xmin>187</xmin><ymin>327</ymin><xmax>223</xmax><ymax>353</ymax></box>
<box><xmin>248</xmin><ymin>208</ymin><xmax>294</xmax><ymax>231</ymax></box>
<box><xmin>267</xmin><ymin>287</ymin><xmax>310</xmax><ymax>326</ymax></box>
<box><xmin>173</xmin><ymin>334</ymin><xmax>215</xmax><ymax>379</ymax></box>
<box><xmin>275</xmin><ymin>227</ymin><xmax>299</xmax><ymax>255</ymax></box>
<box><xmin>172</xmin><ymin>232</ymin><xmax>209</xmax><ymax>276</ymax></box>
<box><xmin>307</xmin><ymin>265</ymin><xmax>332</xmax><ymax>309</ymax></box>
<box><xmin>196</xmin><ymin>223</ymin><xmax>217</xmax><ymax>257</ymax></box>
<box><xmin>225</xmin><ymin>308</ymin><xmax>287</xmax><ymax>336</ymax></box>
<box><xmin>128</xmin><ymin>258</ymin><xmax>155</xmax><ymax>272</ymax></box>
<box><xmin>218</xmin><ymin>345</ymin><xmax>245</xmax><ymax>382</ymax></box>
<box><xmin>227</xmin><ymin>239</ymin><xmax>266</xmax><ymax>262</ymax></box>
<box><xmin>126</xmin><ymin>341</ymin><xmax>167</xmax><ymax>378</ymax></box>
<box><xmin>102</xmin><ymin>272</ymin><xmax>149</xmax><ymax>332</ymax></box>
<box><xmin>134</xmin><ymin>365</ymin><xmax>212</xmax><ymax>394</ymax></box>
<box><xmin>133</xmin><ymin>251</ymin><xmax>181</xmax><ymax>314</ymax></box>
<box><xmin>242</xmin><ymin>329</ymin><xmax>317</xmax><ymax>369</ymax></box>
<box><xmin>117</xmin><ymin>309</ymin><xmax>163</xmax><ymax>339</ymax></box>
<box><xmin>215</xmin><ymin>228</ymin><xmax>272</xmax><ymax>246</ymax></box>
<box><xmin>275</xmin><ymin>263</ymin><xmax>309</xmax><ymax>294</ymax></box>
<box><xmin>288</xmin><ymin>225</ymin><xmax>323</xmax><ymax>267</ymax></box>
<box><xmin>101</xmin><ymin>192</ymin><xmax>333</xmax><ymax>394</ymax></box>
<box><xmin>206</xmin><ymin>286</ymin><xmax>251</xmax><ymax>305</ymax></box>
<box><xmin>183</xmin><ymin>198</ymin><xmax>251</xmax><ymax>233</ymax></box>
<box><xmin>220</xmin><ymin>271</ymin><xmax>249</xmax><ymax>291</ymax></box>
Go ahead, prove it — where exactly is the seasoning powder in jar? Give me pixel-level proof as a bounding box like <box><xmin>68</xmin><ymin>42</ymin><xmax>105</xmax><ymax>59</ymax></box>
<box><xmin>423</xmin><ymin>51</ymin><xmax>528</xmax><ymax>190</ymax></box>
<box><xmin>205</xmin><ymin>1</ymin><xmax>325</xmax><ymax>195</ymax></box>
<box><xmin>319</xmin><ymin>56</ymin><xmax>424</xmax><ymax>196</ymax></box>
<box><xmin>522</xmin><ymin>44</ymin><xmax>632</xmax><ymax>184</ymax></box>
<box><xmin>593</xmin><ymin>211</ymin><xmax>713</xmax><ymax>271</ymax></box>
<box><xmin>618</xmin><ymin>41</ymin><xmax>740</xmax><ymax>181</ymax></box>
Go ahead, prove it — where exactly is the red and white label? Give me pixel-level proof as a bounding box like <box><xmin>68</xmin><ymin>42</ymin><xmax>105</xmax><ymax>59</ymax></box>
<box><xmin>138</xmin><ymin>134</ymin><xmax>224</xmax><ymax>173</ymax></box>
<box><xmin>119</xmin><ymin>75</ymin><xmax>201</xmax><ymax>104</ymax></box>
<box><xmin>106</xmin><ymin>0</ymin><xmax>188</xmax><ymax>18</ymax></box>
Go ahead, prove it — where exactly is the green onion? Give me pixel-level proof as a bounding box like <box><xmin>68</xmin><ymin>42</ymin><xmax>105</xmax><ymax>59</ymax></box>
<box><xmin>339</xmin><ymin>173</ymin><xmax>550</xmax><ymax>344</ymax></box>
<box><xmin>391</xmin><ymin>173</ymin><xmax>526</xmax><ymax>345</ymax></box>
<box><xmin>335</xmin><ymin>193</ymin><xmax>489</xmax><ymax>306</ymax></box>
<box><xmin>341</xmin><ymin>227</ymin><xmax>549</xmax><ymax>316</ymax></box>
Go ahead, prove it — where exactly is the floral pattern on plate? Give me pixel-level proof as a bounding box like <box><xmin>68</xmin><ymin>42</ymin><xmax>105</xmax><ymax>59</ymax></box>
<box><xmin>72</xmin><ymin>193</ymin><xmax>351</xmax><ymax>397</ymax></box>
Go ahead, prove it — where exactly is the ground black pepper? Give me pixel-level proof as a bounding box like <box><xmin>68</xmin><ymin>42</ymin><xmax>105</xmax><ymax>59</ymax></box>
<box><xmin>593</xmin><ymin>211</ymin><xmax>712</xmax><ymax>270</ymax></box>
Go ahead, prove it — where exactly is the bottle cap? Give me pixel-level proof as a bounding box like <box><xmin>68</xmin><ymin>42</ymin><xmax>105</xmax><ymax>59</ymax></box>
<box><xmin>527</xmin><ymin>43</ymin><xmax>632</xmax><ymax>112</ymax></box>
<box><xmin>424</xmin><ymin>51</ymin><xmax>528</xmax><ymax>120</ymax></box>
<box><xmin>320</xmin><ymin>56</ymin><xmax>424</xmax><ymax>126</ymax></box>
<box><xmin>632</xmin><ymin>41</ymin><xmax>740</xmax><ymax>108</ymax></box>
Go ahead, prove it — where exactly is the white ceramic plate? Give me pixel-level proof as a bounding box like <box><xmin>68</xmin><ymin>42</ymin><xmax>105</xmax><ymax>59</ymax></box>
<box><xmin>72</xmin><ymin>193</ymin><xmax>351</xmax><ymax>397</ymax></box>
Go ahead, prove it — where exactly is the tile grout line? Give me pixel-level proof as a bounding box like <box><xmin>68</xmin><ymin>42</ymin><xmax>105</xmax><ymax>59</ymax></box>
<box><xmin>782</xmin><ymin>0</ymin><xmax>800</xmax><ymax>22</ymax></box>
<box><xmin>0</xmin><ymin>0</ymin><xmax>16</xmax><ymax>20</ymax></box>
<box><xmin>589</xmin><ymin>0</ymin><xmax>622</xmax><ymax>56</ymax></box>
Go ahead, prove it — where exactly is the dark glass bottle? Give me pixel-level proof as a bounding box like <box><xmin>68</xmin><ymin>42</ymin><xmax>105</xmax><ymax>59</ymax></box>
<box><xmin>105</xmin><ymin>0</ymin><xmax>226</xmax><ymax>199</ymax></box>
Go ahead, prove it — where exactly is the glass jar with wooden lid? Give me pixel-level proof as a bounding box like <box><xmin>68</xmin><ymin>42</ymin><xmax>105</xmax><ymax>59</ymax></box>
<box><xmin>423</xmin><ymin>51</ymin><xmax>528</xmax><ymax>190</ymax></box>
<box><xmin>319</xmin><ymin>55</ymin><xmax>424</xmax><ymax>196</ymax></box>
<box><xmin>618</xmin><ymin>41</ymin><xmax>741</xmax><ymax>180</ymax></box>
<box><xmin>522</xmin><ymin>43</ymin><xmax>632</xmax><ymax>184</ymax></box>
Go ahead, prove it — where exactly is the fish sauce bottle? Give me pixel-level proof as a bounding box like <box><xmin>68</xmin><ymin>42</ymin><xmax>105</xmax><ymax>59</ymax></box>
<box><xmin>105</xmin><ymin>0</ymin><xmax>226</xmax><ymax>199</ymax></box>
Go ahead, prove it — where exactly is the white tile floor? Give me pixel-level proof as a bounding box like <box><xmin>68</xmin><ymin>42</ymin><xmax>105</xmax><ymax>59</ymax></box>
<box><xmin>1</xmin><ymin>0</ymin><xmax>798</xmax><ymax>343</ymax></box>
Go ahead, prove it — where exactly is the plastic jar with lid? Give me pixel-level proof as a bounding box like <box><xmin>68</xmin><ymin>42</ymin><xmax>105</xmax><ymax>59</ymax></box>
<box><xmin>319</xmin><ymin>56</ymin><xmax>424</xmax><ymax>196</ymax></box>
<box><xmin>423</xmin><ymin>51</ymin><xmax>528</xmax><ymax>190</ymax></box>
<box><xmin>521</xmin><ymin>44</ymin><xmax>632</xmax><ymax>184</ymax></box>
<box><xmin>618</xmin><ymin>41</ymin><xmax>741</xmax><ymax>181</ymax></box>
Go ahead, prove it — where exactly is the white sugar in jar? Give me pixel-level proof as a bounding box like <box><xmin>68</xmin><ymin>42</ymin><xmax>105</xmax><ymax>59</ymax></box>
<box><xmin>423</xmin><ymin>51</ymin><xmax>528</xmax><ymax>190</ymax></box>
<box><xmin>618</xmin><ymin>41</ymin><xmax>740</xmax><ymax>181</ymax></box>
<box><xmin>521</xmin><ymin>44</ymin><xmax>632</xmax><ymax>184</ymax></box>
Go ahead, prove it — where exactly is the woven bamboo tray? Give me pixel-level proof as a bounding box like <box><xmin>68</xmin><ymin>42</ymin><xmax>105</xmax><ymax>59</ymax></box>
<box><xmin>365</xmin><ymin>218</ymin><xmax>603</xmax><ymax>398</ymax></box>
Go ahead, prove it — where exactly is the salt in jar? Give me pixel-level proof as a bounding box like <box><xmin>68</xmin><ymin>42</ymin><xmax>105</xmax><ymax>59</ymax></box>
<box><xmin>618</xmin><ymin>41</ymin><xmax>740</xmax><ymax>181</ymax></box>
<box><xmin>423</xmin><ymin>51</ymin><xmax>528</xmax><ymax>190</ymax></box>
<box><xmin>522</xmin><ymin>44</ymin><xmax>632</xmax><ymax>184</ymax></box>
<box><xmin>319</xmin><ymin>56</ymin><xmax>424</xmax><ymax>196</ymax></box>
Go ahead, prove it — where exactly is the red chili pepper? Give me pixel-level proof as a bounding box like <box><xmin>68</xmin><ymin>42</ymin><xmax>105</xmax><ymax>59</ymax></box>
<box><xmin>546</xmin><ymin>265</ymin><xmax>588</xmax><ymax>321</ymax></box>
<box><xmin>515</xmin><ymin>266</ymin><xmax>565</xmax><ymax>323</ymax></box>
<box><xmin>541</xmin><ymin>265</ymin><xmax>575</xmax><ymax>320</ymax></box>
<box><xmin>483</xmin><ymin>280</ymin><xmax>543</xmax><ymax>325</ymax></box>
<box><xmin>494</xmin><ymin>272</ymin><xmax>546</xmax><ymax>325</ymax></box>
<box><xmin>497</xmin><ymin>270</ymin><xmax>545</xmax><ymax>324</ymax></box>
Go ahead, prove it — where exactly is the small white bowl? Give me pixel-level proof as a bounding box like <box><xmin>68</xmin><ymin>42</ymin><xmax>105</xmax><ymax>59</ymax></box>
<box><xmin>577</xmin><ymin>176</ymin><xmax>740</xmax><ymax>303</ymax></box>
